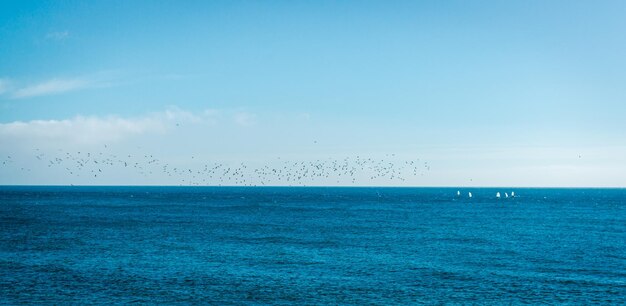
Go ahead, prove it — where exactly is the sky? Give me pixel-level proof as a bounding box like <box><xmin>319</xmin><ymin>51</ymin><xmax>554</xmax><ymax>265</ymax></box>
<box><xmin>1</xmin><ymin>0</ymin><xmax>625</xmax><ymax>187</ymax></box>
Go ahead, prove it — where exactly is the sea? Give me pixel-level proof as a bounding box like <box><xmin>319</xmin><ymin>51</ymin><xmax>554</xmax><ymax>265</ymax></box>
<box><xmin>1</xmin><ymin>186</ymin><xmax>625</xmax><ymax>304</ymax></box>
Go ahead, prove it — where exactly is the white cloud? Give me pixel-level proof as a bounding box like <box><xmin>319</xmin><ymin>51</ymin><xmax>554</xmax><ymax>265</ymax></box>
<box><xmin>45</xmin><ymin>31</ymin><xmax>69</xmax><ymax>41</ymax></box>
<box><xmin>233</xmin><ymin>112</ymin><xmax>257</xmax><ymax>127</ymax></box>
<box><xmin>11</xmin><ymin>78</ymin><xmax>91</xmax><ymax>99</ymax></box>
<box><xmin>0</xmin><ymin>108</ymin><xmax>216</xmax><ymax>145</ymax></box>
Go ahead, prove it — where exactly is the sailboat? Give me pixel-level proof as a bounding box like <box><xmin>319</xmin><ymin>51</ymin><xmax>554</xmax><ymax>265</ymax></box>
<box><xmin>457</xmin><ymin>190</ymin><xmax>461</xmax><ymax>196</ymax></box>
<box><xmin>505</xmin><ymin>192</ymin><xmax>509</xmax><ymax>198</ymax></box>
<box><xmin>468</xmin><ymin>192</ymin><xmax>473</xmax><ymax>198</ymax></box>
<box><xmin>511</xmin><ymin>191</ymin><xmax>515</xmax><ymax>197</ymax></box>
<box><xmin>496</xmin><ymin>192</ymin><xmax>501</xmax><ymax>199</ymax></box>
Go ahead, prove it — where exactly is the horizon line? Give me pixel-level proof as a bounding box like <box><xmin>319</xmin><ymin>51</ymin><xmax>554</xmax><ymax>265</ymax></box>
<box><xmin>1</xmin><ymin>184</ymin><xmax>624</xmax><ymax>189</ymax></box>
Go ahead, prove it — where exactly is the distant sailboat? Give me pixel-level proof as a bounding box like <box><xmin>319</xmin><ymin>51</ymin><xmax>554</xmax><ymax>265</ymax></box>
<box><xmin>457</xmin><ymin>190</ymin><xmax>461</xmax><ymax>196</ymax></box>
<box><xmin>511</xmin><ymin>191</ymin><xmax>515</xmax><ymax>197</ymax></box>
<box><xmin>505</xmin><ymin>192</ymin><xmax>509</xmax><ymax>198</ymax></box>
<box><xmin>496</xmin><ymin>192</ymin><xmax>501</xmax><ymax>198</ymax></box>
<box><xmin>468</xmin><ymin>192</ymin><xmax>473</xmax><ymax>198</ymax></box>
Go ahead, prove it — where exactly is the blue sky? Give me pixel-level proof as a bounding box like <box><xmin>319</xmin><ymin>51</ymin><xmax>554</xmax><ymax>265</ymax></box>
<box><xmin>1</xmin><ymin>1</ymin><xmax>625</xmax><ymax>186</ymax></box>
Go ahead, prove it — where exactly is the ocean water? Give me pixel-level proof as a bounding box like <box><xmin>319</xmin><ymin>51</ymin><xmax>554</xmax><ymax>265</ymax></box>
<box><xmin>1</xmin><ymin>187</ymin><xmax>625</xmax><ymax>304</ymax></box>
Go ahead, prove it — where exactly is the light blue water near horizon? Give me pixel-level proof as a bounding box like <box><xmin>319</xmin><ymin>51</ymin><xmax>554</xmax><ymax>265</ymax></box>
<box><xmin>1</xmin><ymin>186</ymin><xmax>625</xmax><ymax>304</ymax></box>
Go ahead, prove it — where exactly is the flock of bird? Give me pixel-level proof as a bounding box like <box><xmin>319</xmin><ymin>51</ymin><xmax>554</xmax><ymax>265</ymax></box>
<box><xmin>1</xmin><ymin>146</ymin><xmax>432</xmax><ymax>186</ymax></box>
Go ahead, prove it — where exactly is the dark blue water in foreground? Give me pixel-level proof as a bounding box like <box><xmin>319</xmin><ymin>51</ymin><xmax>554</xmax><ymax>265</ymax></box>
<box><xmin>1</xmin><ymin>187</ymin><xmax>625</xmax><ymax>304</ymax></box>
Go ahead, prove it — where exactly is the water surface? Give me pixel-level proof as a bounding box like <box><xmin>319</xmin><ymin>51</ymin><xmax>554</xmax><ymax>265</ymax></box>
<box><xmin>1</xmin><ymin>187</ymin><xmax>624</xmax><ymax>304</ymax></box>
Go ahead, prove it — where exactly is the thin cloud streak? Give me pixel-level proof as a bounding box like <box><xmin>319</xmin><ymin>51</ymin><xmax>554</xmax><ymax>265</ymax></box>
<box><xmin>1</xmin><ymin>71</ymin><xmax>191</xmax><ymax>100</ymax></box>
<box><xmin>45</xmin><ymin>31</ymin><xmax>70</xmax><ymax>41</ymax></box>
<box><xmin>11</xmin><ymin>78</ymin><xmax>91</xmax><ymax>99</ymax></box>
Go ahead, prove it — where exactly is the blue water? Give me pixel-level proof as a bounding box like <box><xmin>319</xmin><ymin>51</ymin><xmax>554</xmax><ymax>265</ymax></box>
<box><xmin>1</xmin><ymin>187</ymin><xmax>625</xmax><ymax>304</ymax></box>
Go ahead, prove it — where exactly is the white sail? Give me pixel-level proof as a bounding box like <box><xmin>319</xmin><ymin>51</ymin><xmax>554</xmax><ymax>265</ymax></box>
<box><xmin>505</xmin><ymin>192</ymin><xmax>509</xmax><ymax>198</ymax></box>
<box><xmin>496</xmin><ymin>192</ymin><xmax>501</xmax><ymax>198</ymax></box>
<box><xmin>457</xmin><ymin>190</ymin><xmax>461</xmax><ymax>196</ymax></box>
<box><xmin>468</xmin><ymin>192</ymin><xmax>472</xmax><ymax>198</ymax></box>
<box><xmin>511</xmin><ymin>191</ymin><xmax>515</xmax><ymax>197</ymax></box>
